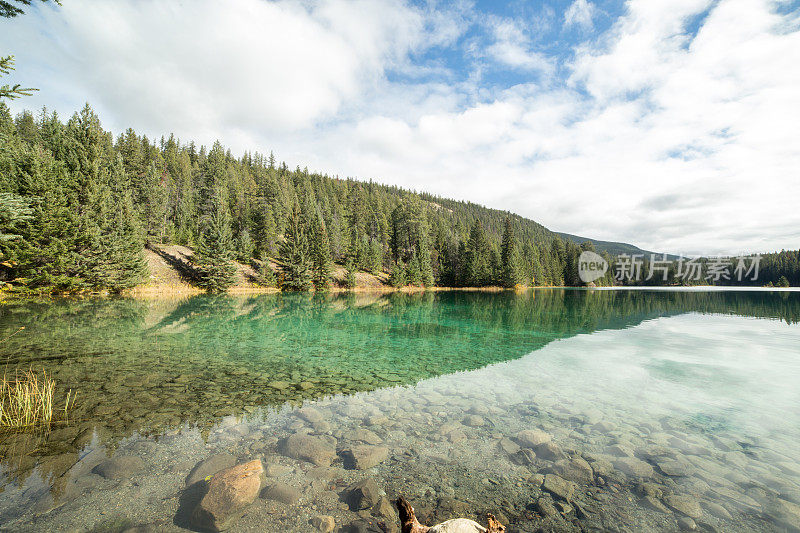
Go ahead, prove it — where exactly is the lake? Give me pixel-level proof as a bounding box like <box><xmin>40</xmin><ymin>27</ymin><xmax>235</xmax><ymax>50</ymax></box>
<box><xmin>1</xmin><ymin>289</ymin><xmax>799</xmax><ymax>532</ymax></box>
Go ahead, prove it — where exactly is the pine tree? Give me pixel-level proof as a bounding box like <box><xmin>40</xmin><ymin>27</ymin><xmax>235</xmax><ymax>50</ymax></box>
<box><xmin>1</xmin><ymin>0</ymin><xmax>59</xmax><ymax>18</ymax></box>
<box><xmin>500</xmin><ymin>216</ymin><xmax>521</xmax><ymax>288</ymax></box>
<box><xmin>390</xmin><ymin>261</ymin><xmax>407</xmax><ymax>288</ymax></box>
<box><xmin>465</xmin><ymin>220</ymin><xmax>491</xmax><ymax>286</ymax></box>
<box><xmin>344</xmin><ymin>259</ymin><xmax>357</xmax><ymax>289</ymax></box>
<box><xmin>140</xmin><ymin>161</ymin><xmax>169</xmax><ymax>243</ymax></box>
<box><xmin>278</xmin><ymin>204</ymin><xmax>312</xmax><ymax>291</ymax></box>
<box><xmin>236</xmin><ymin>229</ymin><xmax>254</xmax><ymax>261</ymax></box>
<box><xmin>310</xmin><ymin>214</ymin><xmax>332</xmax><ymax>290</ymax></box>
<box><xmin>193</xmin><ymin>190</ymin><xmax>237</xmax><ymax>292</ymax></box>
<box><xmin>255</xmin><ymin>259</ymin><xmax>276</xmax><ymax>287</ymax></box>
<box><xmin>1</xmin><ymin>56</ymin><xmax>36</xmax><ymax>100</ymax></box>
<box><xmin>0</xmin><ymin>192</ymin><xmax>33</xmax><ymax>241</ymax></box>
<box><xmin>406</xmin><ymin>252</ymin><xmax>421</xmax><ymax>285</ymax></box>
<box><xmin>367</xmin><ymin>238</ymin><xmax>383</xmax><ymax>274</ymax></box>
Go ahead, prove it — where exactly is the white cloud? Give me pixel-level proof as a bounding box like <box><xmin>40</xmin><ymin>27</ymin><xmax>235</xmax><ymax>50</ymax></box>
<box><xmin>1</xmin><ymin>0</ymin><xmax>430</xmax><ymax>136</ymax></box>
<box><xmin>483</xmin><ymin>17</ymin><xmax>554</xmax><ymax>74</ymax></box>
<box><xmin>564</xmin><ymin>0</ymin><xmax>597</xmax><ymax>31</ymax></box>
<box><xmin>2</xmin><ymin>0</ymin><xmax>799</xmax><ymax>255</ymax></box>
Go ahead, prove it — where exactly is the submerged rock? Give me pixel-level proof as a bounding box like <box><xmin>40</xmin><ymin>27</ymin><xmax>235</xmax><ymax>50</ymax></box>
<box><xmin>613</xmin><ymin>457</ymin><xmax>654</xmax><ymax>478</ymax></box>
<box><xmin>701</xmin><ymin>500</ymin><xmax>732</xmax><ymax>520</ymax></box>
<box><xmin>642</xmin><ymin>495</ymin><xmax>670</xmax><ymax>514</ymax></box>
<box><xmin>535</xmin><ymin>441</ymin><xmax>567</xmax><ymax>462</ymax></box>
<box><xmin>191</xmin><ymin>460</ymin><xmax>263</xmax><ymax>532</ymax></box>
<box><xmin>551</xmin><ymin>457</ymin><xmax>593</xmax><ymax>484</ymax></box>
<box><xmin>311</xmin><ymin>515</ymin><xmax>336</xmax><ymax>532</ymax></box>
<box><xmin>656</xmin><ymin>459</ymin><xmax>690</xmax><ymax>477</ymax></box>
<box><xmin>344</xmin><ymin>445</ymin><xmax>389</xmax><ymax>470</ymax></box>
<box><xmin>517</xmin><ymin>429</ymin><xmax>552</xmax><ymax>448</ymax></box>
<box><xmin>592</xmin><ymin>421</ymin><xmax>617</xmax><ymax>433</ymax></box>
<box><xmin>497</xmin><ymin>437</ymin><xmax>520</xmax><ymax>455</ymax></box>
<box><xmin>765</xmin><ymin>497</ymin><xmax>800</xmax><ymax>532</ymax></box>
<box><xmin>589</xmin><ymin>458</ymin><xmax>614</xmax><ymax>479</ymax></box>
<box><xmin>535</xmin><ymin>496</ymin><xmax>560</xmax><ymax>519</ymax></box>
<box><xmin>373</xmin><ymin>496</ymin><xmax>398</xmax><ymax>531</ymax></box>
<box><xmin>186</xmin><ymin>453</ymin><xmax>237</xmax><ymax>486</ymax></box>
<box><xmin>92</xmin><ymin>456</ymin><xmax>144</xmax><ymax>480</ymax></box>
<box><xmin>345</xmin><ymin>520</ymin><xmax>385</xmax><ymax>533</ymax></box>
<box><xmin>347</xmin><ymin>428</ymin><xmax>383</xmax><ymax>445</ymax></box>
<box><xmin>298</xmin><ymin>407</ymin><xmax>324</xmax><ymax>424</ymax></box>
<box><xmin>664</xmin><ymin>494</ymin><xmax>703</xmax><ymax>519</ymax></box>
<box><xmin>280</xmin><ymin>433</ymin><xmax>336</xmax><ymax>466</ymax></box>
<box><xmin>262</xmin><ymin>482</ymin><xmax>301</xmax><ymax>504</ymax></box>
<box><xmin>462</xmin><ymin>415</ymin><xmax>485</xmax><ymax>427</ymax></box>
<box><xmin>268</xmin><ymin>380</ymin><xmax>291</xmax><ymax>390</ymax></box>
<box><xmin>347</xmin><ymin>478</ymin><xmax>382</xmax><ymax>510</ymax></box>
<box><xmin>543</xmin><ymin>474</ymin><xmax>575</xmax><ymax>501</ymax></box>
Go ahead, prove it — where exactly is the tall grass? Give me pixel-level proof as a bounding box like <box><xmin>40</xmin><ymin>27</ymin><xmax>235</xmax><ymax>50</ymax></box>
<box><xmin>0</xmin><ymin>368</ymin><xmax>76</xmax><ymax>430</ymax></box>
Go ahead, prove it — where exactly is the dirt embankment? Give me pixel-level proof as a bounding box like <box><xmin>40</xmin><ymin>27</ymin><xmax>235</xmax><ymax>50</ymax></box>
<box><xmin>130</xmin><ymin>245</ymin><xmax>393</xmax><ymax>296</ymax></box>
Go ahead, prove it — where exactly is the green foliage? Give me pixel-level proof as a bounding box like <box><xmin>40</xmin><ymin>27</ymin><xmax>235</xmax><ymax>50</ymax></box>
<box><xmin>254</xmin><ymin>259</ymin><xmax>276</xmax><ymax>287</ymax></box>
<box><xmin>278</xmin><ymin>204</ymin><xmax>312</xmax><ymax>291</ymax></box>
<box><xmin>3</xmin><ymin>102</ymin><xmax>794</xmax><ymax>294</ymax></box>
<box><xmin>0</xmin><ymin>56</ymin><xmax>37</xmax><ymax>101</ymax></box>
<box><xmin>1</xmin><ymin>0</ymin><xmax>59</xmax><ymax>18</ymax></box>
<box><xmin>406</xmin><ymin>253</ymin><xmax>422</xmax><ymax>286</ymax></box>
<box><xmin>236</xmin><ymin>229</ymin><xmax>254</xmax><ymax>262</ymax></box>
<box><xmin>344</xmin><ymin>260</ymin><xmax>357</xmax><ymax>290</ymax></box>
<box><xmin>500</xmin><ymin>216</ymin><xmax>521</xmax><ymax>288</ymax></box>
<box><xmin>193</xmin><ymin>191</ymin><xmax>237</xmax><ymax>293</ymax></box>
<box><xmin>464</xmin><ymin>220</ymin><xmax>492</xmax><ymax>286</ymax></box>
<box><xmin>389</xmin><ymin>262</ymin><xmax>407</xmax><ymax>288</ymax></box>
<box><xmin>309</xmin><ymin>215</ymin><xmax>331</xmax><ymax>291</ymax></box>
<box><xmin>0</xmin><ymin>191</ymin><xmax>33</xmax><ymax>241</ymax></box>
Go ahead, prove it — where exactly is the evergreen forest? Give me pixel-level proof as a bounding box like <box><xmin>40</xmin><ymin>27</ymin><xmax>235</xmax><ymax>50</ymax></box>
<box><xmin>0</xmin><ymin>104</ymin><xmax>797</xmax><ymax>293</ymax></box>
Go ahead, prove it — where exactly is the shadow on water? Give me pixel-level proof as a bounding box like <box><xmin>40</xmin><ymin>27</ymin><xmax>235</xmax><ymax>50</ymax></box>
<box><xmin>0</xmin><ymin>289</ymin><xmax>798</xmax><ymax>483</ymax></box>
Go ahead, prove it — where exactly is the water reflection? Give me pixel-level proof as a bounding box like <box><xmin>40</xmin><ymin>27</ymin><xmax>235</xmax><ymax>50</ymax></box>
<box><xmin>0</xmin><ymin>290</ymin><xmax>799</xmax><ymax>531</ymax></box>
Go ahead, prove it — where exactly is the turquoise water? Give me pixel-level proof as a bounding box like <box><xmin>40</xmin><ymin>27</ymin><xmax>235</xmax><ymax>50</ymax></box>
<box><xmin>0</xmin><ymin>289</ymin><xmax>799</xmax><ymax>531</ymax></box>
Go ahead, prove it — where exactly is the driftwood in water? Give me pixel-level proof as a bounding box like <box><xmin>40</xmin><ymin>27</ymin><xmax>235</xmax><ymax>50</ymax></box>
<box><xmin>396</xmin><ymin>496</ymin><xmax>505</xmax><ymax>533</ymax></box>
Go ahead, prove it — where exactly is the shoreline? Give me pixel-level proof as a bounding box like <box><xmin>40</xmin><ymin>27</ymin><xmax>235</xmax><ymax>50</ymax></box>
<box><xmin>3</xmin><ymin>283</ymin><xmax>796</xmax><ymax>303</ymax></box>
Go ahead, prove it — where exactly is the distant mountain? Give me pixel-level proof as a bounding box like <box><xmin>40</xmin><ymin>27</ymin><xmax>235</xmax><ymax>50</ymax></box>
<box><xmin>556</xmin><ymin>232</ymin><xmax>679</xmax><ymax>260</ymax></box>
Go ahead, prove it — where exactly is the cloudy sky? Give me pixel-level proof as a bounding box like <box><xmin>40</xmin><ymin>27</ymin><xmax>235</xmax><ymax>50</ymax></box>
<box><xmin>2</xmin><ymin>0</ymin><xmax>799</xmax><ymax>255</ymax></box>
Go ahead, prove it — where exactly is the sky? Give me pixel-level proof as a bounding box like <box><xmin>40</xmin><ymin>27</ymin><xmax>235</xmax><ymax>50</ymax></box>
<box><xmin>2</xmin><ymin>0</ymin><xmax>799</xmax><ymax>256</ymax></box>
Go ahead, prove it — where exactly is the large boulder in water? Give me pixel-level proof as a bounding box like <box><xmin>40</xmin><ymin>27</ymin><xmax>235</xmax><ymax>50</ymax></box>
<box><xmin>191</xmin><ymin>460</ymin><xmax>263</xmax><ymax>532</ymax></box>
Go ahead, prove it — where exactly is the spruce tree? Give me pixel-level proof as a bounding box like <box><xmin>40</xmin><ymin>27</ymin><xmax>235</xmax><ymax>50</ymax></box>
<box><xmin>406</xmin><ymin>252</ymin><xmax>421</xmax><ymax>286</ymax></box>
<box><xmin>140</xmin><ymin>161</ymin><xmax>169</xmax><ymax>243</ymax></box>
<box><xmin>255</xmin><ymin>259</ymin><xmax>276</xmax><ymax>287</ymax></box>
<box><xmin>310</xmin><ymin>214</ymin><xmax>332</xmax><ymax>290</ymax></box>
<box><xmin>344</xmin><ymin>259</ymin><xmax>357</xmax><ymax>289</ymax></box>
<box><xmin>465</xmin><ymin>220</ymin><xmax>491</xmax><ymax>286</ymax></box>
<box><xmin>500</xmin><ymin>216</ymin><xmax>521</xmax><ymax>288</ymax></box>
<box><xmin>0</xmin><ymin>191</ymin><xmax>32</xmax><ymax>241</ymax></box>
<box><xmin>390</xmin><ymin>261</ymin><xmax>407</xmax><ymax>288</ymax></box>
<box><xmin>368</xmin><ymin>238</ymin><xmax>383</xmax><ymax>273</ymax></box>
<box><xmin>278</xmin><ymin>204</ymin><xmax>312</xmax><ymax>291</ymax></box>
<box><xmin>193</xmin><ymin>190</ymin><xmax>237</xmax><ymax>292</ymax></box>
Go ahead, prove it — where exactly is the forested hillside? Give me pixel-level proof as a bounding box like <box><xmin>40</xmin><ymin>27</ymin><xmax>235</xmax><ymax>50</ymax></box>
<box><xmin>1</xmin><ymin>103</ymin><xmax>797</xmax><ymax>294</ymax></box>
<box><xmin>0</xmin><ymin>103</ymin><xmax>601</xmax><ymax>293</ymax></box>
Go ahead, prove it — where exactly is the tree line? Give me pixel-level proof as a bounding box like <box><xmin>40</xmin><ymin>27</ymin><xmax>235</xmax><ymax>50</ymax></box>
<box><xmin>0</xmin><ymin>103</ymin><xmax>796</xmax><ymax>293</ymax></box>
<box><xmin>0</xmin><ymin>104</ymin><xmax>601</xmax><ymax>293</ymax></box>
